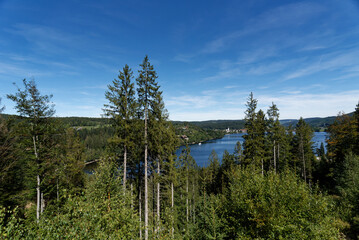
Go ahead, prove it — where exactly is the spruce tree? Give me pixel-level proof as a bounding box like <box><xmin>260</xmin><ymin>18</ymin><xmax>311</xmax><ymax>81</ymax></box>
<box><xmin>267</xmin><ymin>102</ymin><xmax>288</xmax><ymax>172</ymax></box>
<box><xmin>255</xmin><ymin>109</ymin><xmax>267</xmax><ymax>174</ymax></box>
<box><xmin>234</xmin><ymin>141</ymin><xmax>243</xmax><ymax>165</ymax></box>
<box><xmin>104</xmin><ymin>64</ymin><xmax>136</xmax><ymax>192</ymax></box>
<box><xmin>136</xmin><ymin>55</ymin><xmax>160</xmax><ymax>240</ymax></box>
<box><xmin>294</xmin><ymin>117</ymin><xmax>314</xmax><ymax>184</ymax></box>
<box><xmin>178</xmin><ymin>143</ymin><xmax>197</xmax><ymax>235</ymax></box>
<box><xmin>243</xmin><ymin>92</ymin><xmax>258</xmax><ymax>166</ymax></box>
<box><xmin>7</xmin><ymin>79</ymin><xmax>55</xmax><ymax>221</ymax></box>
<box><xmin>148</xmin><ymin>87</ymin><xmax>177</xmax><ymax>233</ymax></box>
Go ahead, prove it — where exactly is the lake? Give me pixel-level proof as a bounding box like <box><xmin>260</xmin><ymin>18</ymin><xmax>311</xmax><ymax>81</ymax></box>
<box><xmin>176</xmin><ymin>132</ymin><xmax>328</xmax><ymax>167</ymax></box>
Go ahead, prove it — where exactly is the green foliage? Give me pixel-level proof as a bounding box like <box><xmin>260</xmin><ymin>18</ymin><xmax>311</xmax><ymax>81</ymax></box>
<box><xmin>5</xmin><ymin>159</ymin><xmax>139</xmax><ymax>239</ymax></box>
<box><xmin>293</xmin><ymin>117</ymin><xmax>315</xmax><ymax>184</ymax></box>
<box><xmin>104</xmin><ymin>64</ymin><xmax>136</xmax><ymax>149</ymax></box>
<box><xmin>327</xmin><ymin>113</ymin><xmax>358</xmax><ymax>162</ymax></box>
<box><xmin>222</xmin><ymin>167</ymin><xmax>343</xmax><ymax>239</ymax></box>
<box><xmin>0</xmin><ymin>206</ymin><xmax>25</xmax><ymax>239</ymax></box>
<box><xmin>57</xmin><ymin>116</ymin><xmax>109</xmax><ymax>127</ymax></box>
<box><xmin>3</xmin><ymin>78</ymin><xmax>355</xmax><ymax>239</ymax></box>
<box><xmin>174</xmin><ymin>122</ymin><xmax>224</xmax><ymax>146</ymax></box>
<box><xmin>243</xmin><ymin>93</ymin><xmax>267</xmax><ymax>170</ymax></box>
<box><xmin>196</xmin><ymin>194</ymin><xmax>226</xmax><ymax>240</ymax></box>
<box><xmin>176</xmin><ymin>119</ymin><xmax>245</xmax><ymax>131</ymax></box>
<box><xmin>336</xmin><ymin>152</ymin><xmax>359</xmax><ymax>238</ymax></box>
<box><xmin>0</xmin><ymin>117</ymin><xmax>24</xmax><ymax>208</ymax></box>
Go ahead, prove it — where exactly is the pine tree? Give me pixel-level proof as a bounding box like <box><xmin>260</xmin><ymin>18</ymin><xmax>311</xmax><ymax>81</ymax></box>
<box><xmin>104</xmin><ymin>64</ymin><xmax>136</xmax><ymax>192</ymax></box>
<box><xmin>56</xmin><ymin>128</ymin><xmax>85</xmax><ymax>198</ymax></box>
<box><xmin>207</xmin><ymin>150</ymin><xmax>220</xmax><ymax>194</ymax></box>
<box><xmin>7</xmin><ymin>79</ymin><xmax>55</xmax><ymax>221</ymax></box>
<box><xmin>234</xmin><ymin>141</ymin><xmax>243</xmax><ymax>165</ymax></box>
<box><xmin>148</xmin><ymin>88</ymin><xmax>177</xmax><ymax>234</ymax></box>
<box><xmin>136</xmin><ymin>55</ymin><xmax>160</xmax><ymax>240</ymax></box>
<box><xmin>255</xmin><ymin>109</ymin><xmax>267</xmax><ymax>175</ymax></box>
<box><xmin>267</xmin><ymin>102</ymin><xmax>288</xmax><ymax>173</ymax></box>
<box><xmin>294</xmin><ymin>118</ymin><xmax>314</xmax><ymax>185</ymax></box>
<box><xmin>243</xmin><ymin>92</ymin><xmax>258</xmax><ymax>166</ymax></box>
<box><xmin>179</xmin><ymin>143</ymin><xmax>197</xmax><ymax>235</ymax></box>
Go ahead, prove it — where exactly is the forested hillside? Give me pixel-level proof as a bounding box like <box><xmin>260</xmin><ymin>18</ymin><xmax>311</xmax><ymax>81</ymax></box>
<box><xmin>177</xmin><ymin>119</ymin><xmax>245</xmax><ymax>130</ymax></box>
<box><xmin>1</xmin><ymin>58</ymin><xmax>359</xmax><ymax>239</ymax></box>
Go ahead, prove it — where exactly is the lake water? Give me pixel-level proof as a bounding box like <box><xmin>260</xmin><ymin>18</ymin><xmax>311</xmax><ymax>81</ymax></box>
<box><xmin>176</xmin><ymin>132</ymin><xmax>328</xmax><ymax>167</ymax></box>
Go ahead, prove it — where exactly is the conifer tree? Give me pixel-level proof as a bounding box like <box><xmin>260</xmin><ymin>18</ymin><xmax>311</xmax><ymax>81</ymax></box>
<box><xmin>234</xmin><ymin>141</ymin><xmax>243</xmax><ymax>165</ymax></box>
<box><xmin>243</xmin><ymin>92</ymin><xmax>258</xmax><ymax>166</ymax></box>
<box><xmin>56</xmin><ymin>128</ymin><xmax>85</xmax><ymax>197</ymax></box>
<box><xmin>267</xmin><ymin>102</ymin><xmax>288</xmax><ymax>172</ymax></box>
<box><xmin>255</xmin><ymin>109</ymin><xmax>267</xmax><ymax>174</ymax></box>
<box><xmin>148</xmin><ymin>88</ymin><xmax>177</xmax><ymax>233</ymax></box>
<box><xmin>207</xmin><ymin>150</ymin><xmax>220</xmax><ymax>194</ymax></box>
<box><xmin>104</xmin><ymin>64</ymin><xmax>136</xmax><ymax>192</ymax></box>
<box><xmin>294</xmin><ymin>118</ymin><xmax>314</xmax><ymax>184</ymax></box>
<box><xmin>136</xmin><ymin>55</ymin><xmax>160</xmax><ymax>240</ymax></box>
<box><xmin>7</xmin><ymin>79</ymin><xmax>55</xmax><ymax>221</ymax></box>
<box><xmin>179</xmin><ymin>143</ymin><xmax>197</xmax><ymax>235</ymax></box>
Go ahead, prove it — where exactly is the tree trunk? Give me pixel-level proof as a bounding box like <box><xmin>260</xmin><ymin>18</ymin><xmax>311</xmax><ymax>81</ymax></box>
<box><xmin>57</xmin><ymin>178</ymin><xmax>59</xmax><ymax>202</ymax></box>
<box><xmin>41</xmin><ymin>193</ymin><xmax>44</xmax><ymax>214</ymax></box>
<box><xmin>123</xmin><ymin>145</ymin><xmax>127</xmax><ymax>193</ymax></box>
<box><xmin>139</xmin><ymin>185</ymin><xmax>142</xmax><ymax>239</ymax></box>
<box><xmin>144</xmin><ymin>105</ymin><xmax>148</xmax><ymax>240</ymax></box>
<box><xmin>171</xmin><ymin>182</ymin><xmax>174</xmax><ymax>238</ymax></box>
<box><xmin>131</xmin><ymin>182</ymin><xmax>133</xmax><ymax>209</ymax></box>
<box><xmin>33</xmin><ymin>135</ymin><xmax>41</xmax><ymax>222</ymax></box>
<box><xmin>274</xmin><ymin>140</ymin><xmax>276</xmax><ymax>173</ymax></box>
<box><xmin>277</xmin><ymin>143</ymin><xmax>280</xmax><ymax>170</ymax></box>
<box><xmin>36</xmin><ymin>175</ymin><xmax>40</xmax><ymax>221</ymax></box>
<box><xmin>157</xmin><ymin>160</ymin><xmax>160</xmax><ymax>230</ymax></box>
<box><xmin>192</xmin><ymin>181</ymin><xmax>195</xmax><ymax>224</ymax></box>
<box><xmin>261</xmin><ymin>159</ymin><xmax>264</xmax><ymax>176</ymax></box>
<box><xmin>186</xmin><ymin>170</ymin><xmax>189</xmax><ymax>223</ymax></box>
<box><xmin>152</xmin><ymin>175</ymin><xmax>155</xmax><ymax>232</ymax></box>
<box><xmin>300</xmin><ymin>136</ymin><xmax>307</xmax><ymax>183</ymax></box>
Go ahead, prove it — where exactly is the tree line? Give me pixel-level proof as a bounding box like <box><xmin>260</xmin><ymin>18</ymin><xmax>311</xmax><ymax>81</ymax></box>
<box><xmin>0</xmin><ymin>55</ymin><xmax>359</xmax><ymax>239</ymax></box>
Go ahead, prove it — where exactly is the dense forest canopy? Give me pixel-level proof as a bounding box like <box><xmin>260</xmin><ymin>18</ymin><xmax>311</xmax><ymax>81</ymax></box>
<box><xmin>1</xmin><ymin>58</ymin><xmax>359</xmax><ymax>239</ymax></box>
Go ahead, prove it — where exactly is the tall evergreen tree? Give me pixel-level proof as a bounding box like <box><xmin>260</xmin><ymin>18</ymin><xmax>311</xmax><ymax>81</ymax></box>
<box><xmin>243</xmin><ymin>92</ymin><xmax>258</xmax><ymax>166</ymax></box>
<box><xmin>294</xmin><ymin>117</ymin><xmax>314</xmax><ymax>184</ymax></box>
<box><xmin>267</xmin><ymin>102</ymin><xmax>289</xmax><ymax>172</ymax></box>
<box><xmin>104</xmin><ymin>64</ymin><xmax>136</xmax><ymax>192</ymax></box>
<box><xmin>148</xmin><ymin>87</ymin><xmax>177</xmax><ymax>233</ymax></box>
<box><xmin>255</xmin><ymin>109</ymin><xmax>267</xmax><ymax>174</ymax></box>
<box><xmin>178</xmin><ymin>143</ymin><xmax>197</xmax><ymax>236</ymax></box>
<box><xmin>243</xmin><ymin>93</ymin><xmax>267</xmax><ymax>173</ymax></box>
<box><xmin>7</xmin><ymin>79</ymin><xmax>55</xmax><ymax>221</ymax></box>
<box><xmin>136</xmin><ymin>55</ymin><xmax>160</xmax><ymax>240</ymax></box>
<box><xmin>234</xmin><ymin>141</ymin><xmax>243</xmax><ymax>165</ymax></box>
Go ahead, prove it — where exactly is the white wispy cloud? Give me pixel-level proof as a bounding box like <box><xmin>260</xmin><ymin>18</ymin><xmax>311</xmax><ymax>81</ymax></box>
<box><xmin>166</xmin><ymin>89</ymin><xmax>359</xmax><ymax>121</ymax></box>
<box><xmin>6</xmin><ymin>24</ymin><xmax>79</xmax><ymax>55</ymax></box>
<box><xmin>282</xmin><ymin>48</ymin><xmax>359</xmax><ymax>81</ymax></box>
<box><xmin>166</xmin><ymin>94</ymin><xmax>216</xmax><ymax>109</ymax></box>
<box><xmin>257</xmin><ymin>90</ymin><xmax>359</xmax><ymax>119</ymax></box>
<box><xmin>0</xmin><ymin>61</ymin><xmax>50</xmax><ymax>77</ymax></box>
<box><xmin>175</xmin><ymin>1</ymin><xmax>325</xmax><ymax>60</ymax></box>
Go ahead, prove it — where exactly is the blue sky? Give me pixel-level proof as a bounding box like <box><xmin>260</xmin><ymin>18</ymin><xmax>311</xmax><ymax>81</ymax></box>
<box><xmin>1</xmin><ymin>0</ymin><xmax>359</xmax><ymax>121</ymax></box>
